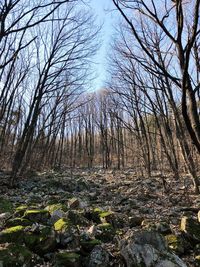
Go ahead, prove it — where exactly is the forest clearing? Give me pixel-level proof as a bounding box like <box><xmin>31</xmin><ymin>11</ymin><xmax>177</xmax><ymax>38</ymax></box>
<box><xmin>0</xmin><ymin>0</ymin><xmax>200</xmax><ymax>266</ymax></box>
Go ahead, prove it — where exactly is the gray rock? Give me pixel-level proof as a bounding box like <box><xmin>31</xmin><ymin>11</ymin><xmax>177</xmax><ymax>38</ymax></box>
<box><xmin>88</xmin><ymin>245</ymin><xmax>109</xmax><ymax>267</ymax></box>
<box><xmin>0</xmin><ymin>212</ymin><xmax>11</xmax><ymax>220</ymax></box>
<box><xmin>120</xmin><ymin>230</ymin><xmax>187</xmax><ymax>267</ymax></box>
<box><xmin>50</xmin><ymin>210</ymin><xmax>65</xmax><ymax>224</ymax></box>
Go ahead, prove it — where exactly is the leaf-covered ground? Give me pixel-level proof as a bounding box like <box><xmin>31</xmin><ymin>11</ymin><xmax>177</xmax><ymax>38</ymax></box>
<box><xmin>0</xmin><ymin>169</ymin><xmax>200</xmax><ymax>266</ymax></box>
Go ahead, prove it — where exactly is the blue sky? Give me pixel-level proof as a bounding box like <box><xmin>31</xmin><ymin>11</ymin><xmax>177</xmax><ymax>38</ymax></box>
<box><xmin>88</xmin><ymin>0</ymin><xmax>117</xmax><ymax>91</ymax></box>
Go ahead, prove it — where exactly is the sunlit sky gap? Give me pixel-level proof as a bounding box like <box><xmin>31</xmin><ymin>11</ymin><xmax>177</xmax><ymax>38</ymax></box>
<box><xmin>88</xmin><ymin>0</ymin><xmax>116</xmax><ymax>92</ymax></box>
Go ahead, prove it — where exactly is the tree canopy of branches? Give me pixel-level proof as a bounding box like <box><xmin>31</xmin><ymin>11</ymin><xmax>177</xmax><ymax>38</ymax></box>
<box><xmin>111</xmin><ymin>0</ymin><xmax>200</xmax><ymax>153</ymax></box>
<box><xmin>0</xmin><ymin>0</ymin><xmax>99</xmax><ymax>186</ymax></box>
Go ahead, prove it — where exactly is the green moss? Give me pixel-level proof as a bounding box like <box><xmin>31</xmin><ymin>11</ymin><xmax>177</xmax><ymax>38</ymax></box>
<box><xmin>54</xmin><ymin>218</ymin><xmax>69</xmax><ymax>231</ymax></box>
<box><xmin>45</xmin><ymin>203</ymin><xmax>67</xmax><ymax>213</ymax></box>
<box><xmin>23</xmin><ymin>209</ymin><xmax>50</xmax><ymax>224</ymax></box>
<box><xmin>6</xmin><ymin>217</ymin><xmax>32</xmax><ymax>227</ymax></box>
<box><xmin>15</xmin><ymin>205</ymin><xmax>28</xmax><ymax>211</ymax></box>
<box><xmin>99</xmin><ymin>211</ymin><xmax>113</xmax><ymax>218</ymax></box>
<box><xmin>0</xmin><ymin>225</ymin><xmax>25</xmax><ymax>243</ymax></box>
<box><xmin>24</xmin><ymin>209</ymin><xmax>49</xmax><ymax>215</ymax></box>
<box><xmin>3</xmin><ymin>225</ymin><xmax>25</xmax><ymax>234</ymax></box>
<box><xmin>0</xmin><ymin>198</ymin><xmax>13</xmax><ymax>213</ymax></box>
<box><xmin>93</xmin><ymin>208</ymin><xmax>103</xmax><ymax>213</ymax></box>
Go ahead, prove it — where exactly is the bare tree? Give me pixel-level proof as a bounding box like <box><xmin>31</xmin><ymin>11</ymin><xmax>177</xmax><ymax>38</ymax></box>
<box><xmin>112</xmin><ymin>0</ymin><xmax>200</xmax><ymax>154</ymax></box>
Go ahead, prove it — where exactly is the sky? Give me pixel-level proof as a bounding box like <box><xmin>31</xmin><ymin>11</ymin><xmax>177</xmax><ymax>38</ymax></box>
<box><xmin>87</xmin><ymin>0</ymin><xmax>117</xmax><ymax>91</ymax></box>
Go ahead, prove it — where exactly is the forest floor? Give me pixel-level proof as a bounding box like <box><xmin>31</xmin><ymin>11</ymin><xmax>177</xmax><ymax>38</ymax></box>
<box><xmin>0</xmin><ymin>169</ymin><xmax>200</xmax><ymax>266</ymax></box>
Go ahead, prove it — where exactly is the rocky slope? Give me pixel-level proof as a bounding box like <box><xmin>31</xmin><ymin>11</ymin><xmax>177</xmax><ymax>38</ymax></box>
<box><xmin>0</xmin><ymin>169</ymin><xmax>200</xmax><ymax>266</ymax></box>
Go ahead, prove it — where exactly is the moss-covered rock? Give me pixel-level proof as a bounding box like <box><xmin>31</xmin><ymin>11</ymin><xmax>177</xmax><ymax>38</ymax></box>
<box><xmin>15</xmin><ymin>205</ymin><xmax>30</xmax><ymax>216</ymax></box>
<box><xmin>165</xmin><ymin>234</ymin><xmax>185</xmax><ymax>255</ymax></box>
<box><xmin>99</xmin><ymin>211</ymin><xmax>114</xmax><ymax>218</ymax></box>
<box><xmin>54</xmin><ymin>252</ymin><xmax>80</xmax><ymax>267</ymax></box>
<box><xmin>6</xmin><ymin>217</ymin><xmax>32</xmax><ymax>227</ymax></box>
<box><xmin>95</xmin><ymin>223</ymin><xmax>115</xmax><ymax>242</ymax></box>
<box><xmin>54</xmin><ymin>218</ymin><xmax>70</xmax><ymax>231</ymax></box>
<box><xmin>45</xmin><ymin>203</ymin><xmax>68</xmax><ymax>213</ymax></box>
<box><xmin>142</xmin><ymin>220</ymin><xmax>171</xmax><ymax>234</ymax></box>
<box><xmin>83</xmin><ymin>208</ymin><xmax>102</xmax><ymax>224</ymax></box>
<box><xmin>0</xmin><ymin>225</ymin><xmax>25</xmax><ymax>244</ymax></box>
<box><xmin>81</xmin><ymin>239</ymin><xmax>102</xmax><ymax>253</ymax></box>
<box><xmin>67</xmin><ymin>210</ymin><xmax>90</xmax><ymax>226</ymax></box>
<box><xmin>0</xmin><ymin>198</ymin><xmax>13</xmax><ymax>213</ymax></box>
<box><xmin>23</xmin><ymin>209</ymin><xmax>50</xmax><ymax>224</ymax></box>
<box><xmin>180</xmin><ymin>216</ymin><xmax>200</xmax><ymax>242</ymax></box>
<box><xmin>102</xmin><ymin>212</ymin><xmax>128</xmax><ymax>228</ymax></box>
<box><xmin>54</xmin><ymin>218</ymin><xmax>80</xmax><ymax>248</ymax></box>
<box><xmin>0</xmin><ymin>243</ymin><xmax>34</xmax><ymax>267</ymax></box>
<box><xmin>24</xmin><ymin>226</ymin><xmax>56</xmax><ymax>255</ymax></box>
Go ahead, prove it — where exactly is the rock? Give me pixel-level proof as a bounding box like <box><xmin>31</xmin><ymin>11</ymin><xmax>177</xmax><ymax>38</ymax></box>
<box><xmin>100</xmin><ymin>212</ymin><xmax>128</xmax><ymax>228</ymax></box>
<box><xmin>155</xmin><ymin>258</ymin><xmax>187</xmax><ymax>267</ymax></box>
<box><xmin>129</xmin><ymin>216</ymin><xmax>144</xmax><ymax>227</ymax></box>
<box><xmin>67</xmin><ymin>210</ymin><xmax>90</xmax><ymax>226</ymax></box>
<box><xmin>83</xmin><ymin>208</ymin><xmax>101</xmax><ymax>224</ymax></box>
<box><xmin>0</xmin><ymin>243</ymin><xmax>35</xmax><ymax>267</ymax></box>
<box><xmin>165</xmin><ymin>234</ymin><xmax>185</xmax><ymax>255</ymax></box>
<box><xmin>15</xmin><ymin>205</ymin><xmax>29</xmax><ymax>216</ymax></box>
<box><xmin>0</xmin><ymin>212</ymin><xmax>11</xmax><ymax>221</ymax></box>
<box><xmin>95</xmin><ymin>223</ymin><xmax>115</xmax><ymax>242</ymax></box>
<box><xmin>180</xmin><ymin>216</ymin><xmax>200</xmax><ymax>242</ymax></box>
<box><xmin>88</xmin><ymin>245</ymin><xmax>110</xmax><ymax>267</ymax></box>
<box><xmin>68</xmin><ymin>198</ymin><xmax>80</xmax><ymax>209</ymax></box>
<box><xmin>142</xmin><ymin>220</ymin><xmax>171</xmax><ymax>234</ymax></box>
<box><xmin>45</xmin><ymin>203</ymin><xmax>68</xmax><ymax>214</ymax></box>
<box><xmin>81</xmin><ymin>239</ymin><xmax>102</xmax><ymax>253</ymax></box>
<box><xmin>5</xmin><ymin>217</ymin><xmax>32</xmax><ymax>227</ymax></box>
<box><xmin>54</xmin><ymin>218</ymin><xmax>70</xmax><ymax>231</ymax></box>
<box><xmin>23</xmin><ymin>209</ymin><xmax>50</xmax><ymax>224</ymax></box>
<box><xmin>88</xmin><ymin>192</ymin><xmax>98</xmax><ymax>201</ymax></box>
<box><xmin>120</xmin><ymin>230</ymin><xmax>187</xmax><ymax>267</ymax></box>
<box><xmin>24</xmin><ymin>226</ymin><xmax>56</xmax><ymax>255</ymax></box>
<box><xmin>0</xmin><ymin>225</ymin><xmax>25</xmax><ymax>243</ymax></box>
<box><xmin>50</xmin><ymin>210</ymin><xmax>66</xmax><ymax>224</ymax></box>
<box><xmin>0</xmin><ymin>212</ymin><xmax>11</xmax><ymax>228</ymax></box>
<box><xmin>54</xmin><ymin>252</ymin><xmax>80</xmax><ymax>267</ymax></box>
<box><xmin>76</xmin><ymin>178</ymin><xmax>89</xmax><ymax>191</ymax></box>
<box><xmin>54</xmin><ymin>218</ymin><xmax>80</xmax><ymax>248</ymax></box>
